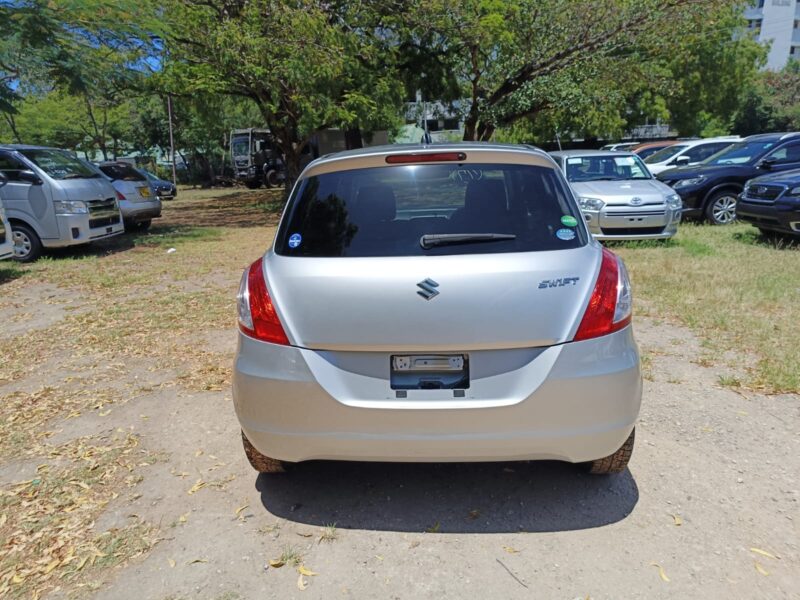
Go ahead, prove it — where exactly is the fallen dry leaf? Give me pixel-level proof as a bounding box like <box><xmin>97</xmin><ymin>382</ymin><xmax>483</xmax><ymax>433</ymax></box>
<box><xmin>671</xmin><ymin>514</ymin><xmax>683</xmax><ymax>526</ymax></box>
<box><xmin>168</xmin><ymin>559</ymin><xmax>176</xmax><ymax>568</ymax></box>
<box><xmin>425</xmin><ymin>522</ymin><xmax>441</xmax><ymax>533</ymax></box>
<box><xmin>269</xmin><ymin>559</ymin><xmax>285</xmax><ymax>568</ymax></box>
<box><xmin>296</xmin><ymin>532</ymin><xmax>314</xmax><ymax>538</ymax></box>
<box><xmin>187</xmin><ymin>558</ymin><xmax>208</xmax><ymax>565</ymax></box>
<box><xmin>755</xmin><ymin>562</ymin><xmax>769</xmax><ymax>576</ymax></box>
<box><xmin>179</xmin><ymin>512</ymin><xmax>189</xmax><ymax>523</ymax></box>
<box><xmin>503</xmin><ymin>546</ymin><xmax>520</xmax><ymax>554</ymax></box>
<box><xmin>650</xmin><ymin>562</ymin><xmax>670</xmax><ymax>582</ymax></box>
<box><xmin>195</xmin><ymin>449</ymin><xmax>204</xmax><ymax>457</ymax></box>
<box><xmin>297</xmin><ymin>573</ymin><xmax>308</xmax><ymax>591</ymax></box>
<box><xmin>0</xmin><ymin>513</ymin><xmax>6</xmax><ymax>527</ymax></box>
<box><xmin>187</xmin><ymin>479</ymin><xmax>206</xmax><ymax>495</ymax></box>
<box><xmin>297</xmin><ymin>565</ymin><xmax>318</xmax><ymax>577</ymax></box>
<box><xmin>98</xmin><ymin>410</ymin><xmax>111</xmax><ymax>417</ymax></box>
<box><xmin>750</xmin><ymin>547</ymin><xmax>778</xmax><ymax>560</ymax></box>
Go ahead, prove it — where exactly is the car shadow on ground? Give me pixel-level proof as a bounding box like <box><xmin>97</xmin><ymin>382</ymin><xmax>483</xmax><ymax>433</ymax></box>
<box><xmin>732</xmin><ymin>229</ymin><xmax>799</xmax><ymax>250</ymax></box>
<box><xmin>257</xmin><ymin>460</ymin><xmax>638</xmax><ymax>534</ymax></box>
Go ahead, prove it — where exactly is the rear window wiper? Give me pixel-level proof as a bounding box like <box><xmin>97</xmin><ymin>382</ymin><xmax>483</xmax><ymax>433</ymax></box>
<box><xmin>420</xmin><ymin>233</ymin><xmax>516</xmax><ymax>249</ymax></box>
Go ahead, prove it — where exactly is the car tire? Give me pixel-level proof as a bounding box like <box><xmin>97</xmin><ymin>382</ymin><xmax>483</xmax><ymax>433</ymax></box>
<box><xmin>265</xmin><ymin>169</ymin><xmax>281</xmax><ymax>188</ymax></box>
<box><xmin>241</xmin><ymin>430</ymin><xmax>290</xmax><ymax>473</ymax></box>
<box><xmin>704</xmin><ymin>191</ymin><xmax>738</xmax><ymax>225</ymax></box>
<box><xmin>10</xmin><ymin>222</ymin><xmax>43</xmax><ymax>262</ymax></box>
<box><xmin>586</xmin><ymin>428</ymin><xmax>635</xmax><ymax>475</ymax></box>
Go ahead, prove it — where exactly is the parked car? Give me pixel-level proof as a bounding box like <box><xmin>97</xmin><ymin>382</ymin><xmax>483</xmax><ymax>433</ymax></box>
<box><xmin>737</xmin><ymin>168</ymin><xmax>800</xmax><ymax>237</ymax></box>
<box><xmin>0</xmin><ymin>145</ymin><xmax>123</xmax><ymax>262</ymax></box>
<box><xmin>137</xmin><ymin>168</ymin><xmax>177</xmax><ymax>201</ymax></box>
<box><xmin>0</xmin><ymin>173</ymin><xmax>13</xmax><ymax>260</ymax></box>
<box><xmin>657</xmin><ymin>132</ymin><xmax>800</xmax><ymax>225</ymax></box>
<box><xmin>550</xmin><ymin>150</ymin><xmax>682</xmax><ymax>241</ymax></box>
<box><xmin>630</xmin><ymin>140</ymin><xmax>677</xmax><ymax>160</ymax></box>
<box><xmin>233</xmin><ymin>143</ymin><xmax>641</xmax><ymax>475</ymax></box>
<box><xmin>600</xmin><ymin>142</ymin><xmax>639</xmax><ymax>152</ymax></box>
<box><xmin>97</xmin><ymin>162</ymin><xmax>162</xmax><ymax>231</ymax></box>
<box><xmin>644</xmin><ymin>136</ymin><xmax>740</xmax><ymax>175</ymax></box>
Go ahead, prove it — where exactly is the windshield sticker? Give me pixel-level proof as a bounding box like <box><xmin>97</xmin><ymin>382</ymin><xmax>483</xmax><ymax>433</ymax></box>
<box><xmin>555</xmin><ymin>228</ymin><xmax>575</xmax><ymax>241</ymax></box>
<box><xmin>567</xmin><ymin>158</ymin><xmax>583</xmax><ymax>165</ymax></box>
<box><xmin>288</xmin><ymin>233</ymin><xmax>302</xmax><ymax>249</ymax></box>
<box><xmin>614</xmin><ymin>157</ymin><xmax>636</xmax><ymax>166</ymax></box>
<box><xmin>560</xmin><ymin>215</ymin><xmax>578</xmax><ymax>227</ymax></box>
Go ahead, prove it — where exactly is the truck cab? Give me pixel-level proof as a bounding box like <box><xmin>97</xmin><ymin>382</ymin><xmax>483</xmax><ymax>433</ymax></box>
<box><xmin>0</xmin><ymin>145</ymin><xmax>124</xmax><ymax>262</ymax></box>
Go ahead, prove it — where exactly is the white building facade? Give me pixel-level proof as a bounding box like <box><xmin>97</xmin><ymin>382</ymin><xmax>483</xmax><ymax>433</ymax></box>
<box><xmin>745</xmin><ymin>0</ymin><xmax>800</xmax><ymax>70</ymax></box>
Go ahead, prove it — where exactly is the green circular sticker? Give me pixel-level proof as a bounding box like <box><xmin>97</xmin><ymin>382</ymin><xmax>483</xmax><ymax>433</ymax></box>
<box><xmin>561</xmin><ymin>215</ymin><xmax>578</xmax><ymax>227</ymax></box>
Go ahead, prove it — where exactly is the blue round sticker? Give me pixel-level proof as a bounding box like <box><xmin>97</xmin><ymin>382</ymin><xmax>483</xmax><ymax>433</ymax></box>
<box><xmin>555</xmin><ymin>228</ymin><xmax>575</xmax><ymax>241</ymax></box>
<box><xmin>288</xmin><ymin>233</ymin><xmax>302</xmax><ymax>249</ymax></box>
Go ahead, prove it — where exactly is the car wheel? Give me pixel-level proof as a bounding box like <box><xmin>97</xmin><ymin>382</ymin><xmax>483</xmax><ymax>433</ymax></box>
<box><xmin>10</xmin><ymin>223</ymin><xmax>43</xmax><ymax>262</ymax></box>
<box><xmin>265</xmin><ymin>169</ymin><xmax>281</xmax><ymax>188</ymax></box>
<box><xmin>241</xmin><ymin>431</ymin><xmax>290</xmax><ymax>473</ymax></box>
<box><xmin>705</xmin><ymin>191</ymin><xmax>738</xmax><ymax>225</ymax></box>
<box><xmin>586</xmin><ymin>428</ymin><xmax>634</xmax><ymax>475</ymax></box>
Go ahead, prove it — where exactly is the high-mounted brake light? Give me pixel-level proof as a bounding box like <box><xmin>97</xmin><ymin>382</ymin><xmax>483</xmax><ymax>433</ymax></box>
<box><xmin>385</xmin><ymin>152</ymin><xmax>467</xmax><ymax>164</ymax></box>
<box><xmin>237</xmin><ymin>257</ymin><xmax>290</xmax><ymax>345</ymax></box>
<box><xmin>574</xmin><ymin>248</ymin><xmax>632</xmax><ymax>341</ymax></box>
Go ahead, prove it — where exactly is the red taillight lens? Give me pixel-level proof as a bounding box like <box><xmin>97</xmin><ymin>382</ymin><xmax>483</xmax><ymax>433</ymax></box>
<box><xmin>115</xmin><ymin>190</ymin><xmax>126</xmax><ymax>201</ymax></box>
<box><xmin>238</xmin><ymin>257</ymin><xmax>289</xmax><ymax>345</ymax></box>
<box><xmin>385</xmin><ymin>152</ymin><xmax>467</xmax><ymax>164</ymax></box>
<box><xmin>574</xmin><ymin>248</ymin><xmax>632</xmax><ymax>341</ymax></box>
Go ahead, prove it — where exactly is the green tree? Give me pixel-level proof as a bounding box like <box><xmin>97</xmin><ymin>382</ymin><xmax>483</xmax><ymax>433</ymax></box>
<box><xmin>162</xmin><ymin>0</ymin><xmax>404</xmax><ymax>183</ymax></box>
<box><xmin>406</xmin><ymin>0</ymin><xmax>757</xmax><ymax>141</ymax></box>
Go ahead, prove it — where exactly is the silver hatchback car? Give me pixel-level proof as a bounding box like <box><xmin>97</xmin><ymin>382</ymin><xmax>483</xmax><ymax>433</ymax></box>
<box><xmin>234</xmin><ymin>144</ymin><xmax>642</xmax><ymax>475</ymax></box>
<box><xmin>551</xmin><ymin>150</ymin><xmax>682</xmax><ymax>241</ymax></box>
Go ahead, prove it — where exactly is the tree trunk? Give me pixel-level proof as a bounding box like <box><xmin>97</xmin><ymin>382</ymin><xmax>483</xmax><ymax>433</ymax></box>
<box><xmin>344</xmin><ymin>127</ymin><xmax>363</xmax><ymax>150</ymax></box>
<box><xmin>2</xmin><ymin>112</ymin><xmax>22</xmax><ymax>143</ymax></box>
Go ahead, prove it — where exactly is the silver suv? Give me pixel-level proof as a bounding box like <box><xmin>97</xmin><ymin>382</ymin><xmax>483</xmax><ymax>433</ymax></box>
<box><xmin>233</xmin><ymin>144</ymin><xmax>642</xmax><ymax>475</ymax></box>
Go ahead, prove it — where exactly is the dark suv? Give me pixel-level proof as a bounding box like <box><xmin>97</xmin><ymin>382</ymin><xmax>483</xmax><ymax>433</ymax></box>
<box><xmin>656</xmin><ymin>132</ymin><xmax>800</xmax><ymax>224</ymax></box>
<box><xmin>737</xmin><ymin>169</ymin><xmax>800</xmax><ymax>237</ymax></box>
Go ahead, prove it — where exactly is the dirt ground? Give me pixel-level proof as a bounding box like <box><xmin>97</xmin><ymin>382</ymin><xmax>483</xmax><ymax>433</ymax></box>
<box><xmin>1</xmin><ymin>191</ymin><xmax>798</xmax><ymax>599</ymax></box>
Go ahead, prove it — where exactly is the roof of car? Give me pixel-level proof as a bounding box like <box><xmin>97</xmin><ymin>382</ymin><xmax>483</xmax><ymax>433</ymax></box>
<box><xmin>743</xmin><ymin>132</ymin><xmax>800</xmax><ymax>142</ymax></box>
<box><xmin>0</xmin><ymin>144</ymin><xmax>64</xmax><ymax>151</ymax></box>
<box><xmin>630</xmin><ymin>141</ymin><xmax>676</xmax><ymax>151</ymax></box>
<box><xmin>550</xmin><ymin>149</ymin><xmax>635</xmax><ymax>158</ymax></box>
<box><xmin>318</xmin><ymin>142</ymin><xmax>545</xmax><ymax>161</ymax></box>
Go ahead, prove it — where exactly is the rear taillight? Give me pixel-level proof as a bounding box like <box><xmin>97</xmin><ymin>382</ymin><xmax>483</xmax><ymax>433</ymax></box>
<box><xmin>115</xmin><ymin>190</ymin><xmax>126</xmax><ymax>201</ymax></box>
<box><xmin>574</xmin><ymin>248</ymin><xmax>632</xmax><ymax>341</ymax></box>
<box><xmin>237</xmin><ymin>257</ymin><xmax>290</xmax><ymax>345</ymax></box>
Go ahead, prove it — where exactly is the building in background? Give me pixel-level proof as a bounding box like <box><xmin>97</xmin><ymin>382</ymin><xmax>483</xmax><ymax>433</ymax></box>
<box><xmin>745</xmin><ymin>0</ymin><xmax>800</xmax><ymax>70</ymax></box>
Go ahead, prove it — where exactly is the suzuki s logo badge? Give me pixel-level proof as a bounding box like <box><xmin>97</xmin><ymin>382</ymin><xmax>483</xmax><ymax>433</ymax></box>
<box><xmin>629</xmin><ymin>197</ymin><xmax>644</xmax><ymax>206</ymax></box>
<box><xmin>417</xmin><ymin>278</ymin><xmax>440</xmax><ymax>300</ymax></box>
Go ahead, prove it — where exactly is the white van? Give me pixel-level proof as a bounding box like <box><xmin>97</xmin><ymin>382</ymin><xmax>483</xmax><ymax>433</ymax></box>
<box><xmin>0</xmin><ymin>145</ymin><xmax>124</xmax><ymax>261</ymax></box>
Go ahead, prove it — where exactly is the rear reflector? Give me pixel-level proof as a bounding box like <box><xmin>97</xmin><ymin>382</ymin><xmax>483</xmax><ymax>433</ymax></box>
<box><xmin>574</xmin><ymin>248</ymin><xmax>632</xmax><ymax>341</ymax></box>
<box><xmin>386</xmin><ymin>152</ymin><xmax>467</xmax><ymax>164</ymax></box>
<box><xmin>237</xmin><ymin>257</ymin><xmax>290</xmax><ymax>345</ymax></box>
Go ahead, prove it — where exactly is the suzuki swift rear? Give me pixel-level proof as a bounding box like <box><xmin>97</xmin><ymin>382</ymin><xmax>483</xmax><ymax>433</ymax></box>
<box><xmin>233</xmin><ymin>144</ymin><xmax>641</xmax><ymax>475</ymax></box>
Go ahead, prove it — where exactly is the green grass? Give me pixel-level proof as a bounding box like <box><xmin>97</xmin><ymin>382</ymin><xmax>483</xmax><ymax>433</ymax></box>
<box><xmin>615</xmin><ymin>222</ymin><xmax>800</xmax><ymax>393</ymax></box>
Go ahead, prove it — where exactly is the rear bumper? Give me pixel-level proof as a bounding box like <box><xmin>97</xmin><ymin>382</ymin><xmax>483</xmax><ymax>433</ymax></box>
<box><xmin>119</xmin><ymin>199</ymin><xmax>162</xmax><ymax>223</ymax></box>
<box><xmin>233</xmin><ymin>327</ymin><xmax>642</xmax><ymax>464</ymax></box>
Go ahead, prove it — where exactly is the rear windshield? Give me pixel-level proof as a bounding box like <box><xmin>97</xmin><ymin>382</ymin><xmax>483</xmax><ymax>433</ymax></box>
<box><xmin>275</xmin><ymin>163</ymin><xmax>586</xmax><ymax>257</ymax></box>
<box><xmin>98</xmin><ymin>163</ymin><xmax>146</xmax><ymax>181</ymax></box>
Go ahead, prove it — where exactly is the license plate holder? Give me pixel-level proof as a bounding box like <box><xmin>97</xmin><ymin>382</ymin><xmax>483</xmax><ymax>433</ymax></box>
<box><xmin>390</xmin><ymin>354</ymin><xmax>469</xmax><ymax>390</ymax></box>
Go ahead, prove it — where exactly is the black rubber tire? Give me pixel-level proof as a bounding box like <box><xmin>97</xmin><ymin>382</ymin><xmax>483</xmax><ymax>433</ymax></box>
<box><xmin>265</xmin><ymin>170</ymin><xmax>281</xmax><ymax>188</ymax></box>
<box><xmin>244</xmin><ymin>180</ymin><xmax>261</xmax><ymax>190</ymax></box>
<box><xmin>587</xmin><ymin>428</ymin><xmax>635</xmax><ymax>475</ymax></box>
<box><xmin>241</xmin><ymin>431</ymin><xmax>289</xmax><ymax>473</ymax></box>
<box><xmin>10</xmin><ymin>222</ymin><xmax>43</xmax><ymax>263</ymax></box>
<box><xmin>704</xmin><ymin>190</ymin><xmax>738</xmax><ymax>225</ymax></box>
